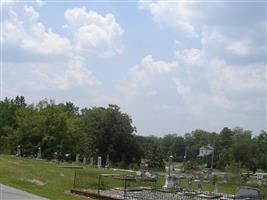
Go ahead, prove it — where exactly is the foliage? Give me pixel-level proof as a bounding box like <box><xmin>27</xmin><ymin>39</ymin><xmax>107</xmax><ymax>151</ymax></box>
<box><xmin>225</xmin><ymin>162</ymin><xmax>241</xmax><ymax>174</ymax></box>
<box><xmin>0</xmin><ymin>96</ymin><xmax>267</xmax><ymax>171</ymax></box>
<box><xmin>0</xmin><ymin>97</ymin><xmax>140</xmax><ymax>166</ymax></box>
<box><xmin>185</xmin><ymin>160</ymin><xmax>200</xmax><ymax>170</ymax></box>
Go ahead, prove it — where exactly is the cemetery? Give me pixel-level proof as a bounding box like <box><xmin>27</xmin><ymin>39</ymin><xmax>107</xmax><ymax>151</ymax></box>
<box><xmin>0</xmin><ymin>99</ymin><xmax>266</xmax><ymax>200</ymax></box>
<box><xmin>0</xmin><ymin>0</ymin><xmax>266</xmax><ymax>198</ymax></box>
<box><xmin>0</xmin><ymin>148</ymin><xmax>267</xmax><ymax>200</ymax></box>
<box><xmin>70</xmin><ymin>154</ymin><xmax>266</xmax><ymax>200</ymax></box>
<box><xmin>5</xmin><ymin>143</ymin><xmax>267</xmax><ymax>200</ymax></box>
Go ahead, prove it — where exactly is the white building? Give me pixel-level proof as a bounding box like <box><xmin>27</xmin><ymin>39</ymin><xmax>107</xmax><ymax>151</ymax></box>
<box><xmin>199</xmin><ymin>144</ymin><xmax>214</xmax><ymax>157</ymax></box>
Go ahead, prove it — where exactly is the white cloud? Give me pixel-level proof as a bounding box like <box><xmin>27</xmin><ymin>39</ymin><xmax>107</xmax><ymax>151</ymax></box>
<box><xmin>11</xmin><ymin>56</ymin><xmax>101</xmax><ymax>91</ymax></box>
<box><xmin>0</xmin><ymin>0</ymin><xmax>14</xmax><ymax>7</ymax></box>
<box><xmin>36</xmin><ymin>0</ymin><xmax>45</xmax><ymax>7</ymax></box>
<box><xmin>2</xmin><ymin>8</ymin><xmax>71</xmax><ymax>58</ymax></box>
<box><xmin>24</xmin><ymin>5</ymin><xmax>39</xmax><ymax>21</ymax></box>
<box><xmin>208</xmin><ymin>59</ymin><xmax>266</xmax><ymax>93</ymax></box>
<box><xmin>201</xmin><ymin>26</ymin><xmax>261</xmax><ymax>59</ymax></box>
<box><xmin>64</xmin><ymin>7</ymin><xmax>124</xmax><ymax>58</ymax></box>
<box><xmin>226</xmin><ymin>39</ymin><xmax>252</xmax><ymax>57</ymax></box>
<box><xmin>139</xmin><ymin>1</ymin><xmax>198</xmax><ymax>38</ymax></box>
<box><xmin>175</xmin><ymin>48</ymin><xmax>205</xmax><ymax>65</ymax></box>
<box><xmin>65</xmin><ymin>56</ymin><xmax>101</xmax><ymax>88</ymax></box>
<box><xmin>2</xmin><ymin>5</ymin><xmax>125</xmax><ymax>93</ymax></box>
<box><xmin>173</xmin><ymin>78</ymin><xmax>191</xmax><ymax>97</ymax></box>
<box><xmin>119</xmin><ymin>55</ymin><xmax>178</xmax><ymax>96</ymax></box>
<box><xmin>140</xmin><ymin>1</ymin><xmax>265</xmax><ymax>61</ymax></box>
<box><xmin>198</xmin><ymin>93</ymin><xmax>233</xmax><ymax>110</ymax></box>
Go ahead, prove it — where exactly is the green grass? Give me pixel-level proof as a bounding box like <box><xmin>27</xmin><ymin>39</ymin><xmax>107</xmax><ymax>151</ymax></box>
<box><xmin>0</xmin><ymin>155</ymin><xmax>128</xmax><ymax>200</ymax></box>
<box><xmin>0</xmin><ymin>155</ymin><xmax>266</xmax><ymax>200</ymax></box>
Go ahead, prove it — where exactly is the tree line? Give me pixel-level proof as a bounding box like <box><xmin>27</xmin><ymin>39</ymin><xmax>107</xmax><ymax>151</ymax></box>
<box><xmin>0</xmin><ymin>96</ymin><xmax>266</xmax><ymax>171</ymax></box>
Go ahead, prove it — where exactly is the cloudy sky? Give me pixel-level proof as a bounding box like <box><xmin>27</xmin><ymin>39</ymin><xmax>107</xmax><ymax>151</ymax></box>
<box><xmin>1</xmin><ymin>0</ymin><xmax>266</xmax><ymax>136</ymax></box>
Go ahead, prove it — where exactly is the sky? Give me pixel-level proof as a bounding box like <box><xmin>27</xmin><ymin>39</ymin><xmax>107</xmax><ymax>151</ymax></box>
<box><xmin>1</xmin><ymin>0</ymin><xmax>266</xmax><ymax>136</ymax></box>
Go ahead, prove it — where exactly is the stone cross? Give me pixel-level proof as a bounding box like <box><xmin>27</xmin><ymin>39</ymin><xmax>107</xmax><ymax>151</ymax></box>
<box><xmin>97</xmin><ymin>156</ymin><xmax>102</xmax><ymax>168</ymax></box>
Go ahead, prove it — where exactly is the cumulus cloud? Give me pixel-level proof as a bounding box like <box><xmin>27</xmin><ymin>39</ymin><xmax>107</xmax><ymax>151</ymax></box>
<box><xmin>2</xmin><ymin>7</ymin><xmax>71</xmax><ymax>59</ymax></box>
<box><xmin>64</xmin><ymin>7</ymin><xmax>124</xmax><ymax>58</ymax></box>
<box><xmin>65</xmin><ymin>56</ymin><xmax>101</xmax><ymax>88</ymax></box>
<box><xmin>139</xmin><ymin>0</ymin><xmax>198</xmax><ymax>38</ymax></box>
<box><xmin>35</xmin><ymin>0</ymin><xmax>45</xmax><ymax>7</ymax></box>
<box><xmin>208</xmin><ymin>59</ymin><xmax>265</xmax><ymax>93</ymax></box>
<box><xmin>173</xmin><ymin>78</ymin><xmax>191</xmax><ymax>98</ymax></box>
<box><xmin>2</xmin><ymin>5</ymin><xmax>124</xmax><ymax>60</ymax></box>
<box><xmin>23</xmin><ymin>5</ymin><xmax>39</xmax><ymax>21</ymax></box>
<box><xmin>8</xmin><ymin>56</ymin><xmax>101</xmax><ymax>91</ymax></box>
<box><xmin>140</xmin><ymin>1</ymin><xmax>265</xmax><ymax>61</ymax></box>
<box><xmin>0</xmin><ymin>0</ymin><xmax>15</xmax><ymax>7</ymax></box>
<box><xmin>2</xmin><ymin>5</ymin><xmax>125</xmax><ymax>91</ymax></box>
<box><xmin>119</xmin><ymin>55</ymin><xmax>178</xmax><ymax>96</ymax></box>
<box><xmin>175</xmin><ymin>48</ymin><xmax>205</xmax><ymax>66</ymax></box>
<box><xmin>226</xmin><ymin>39</ymin><xmax>253</xmax><ymax>57</ymax></box>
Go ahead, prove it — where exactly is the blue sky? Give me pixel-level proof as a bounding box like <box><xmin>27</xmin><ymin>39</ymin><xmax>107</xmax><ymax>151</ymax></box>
<box><xmin>1</xmin><ymin>0</ymin><xmax>266</xmax><ymax>136</ymax></box>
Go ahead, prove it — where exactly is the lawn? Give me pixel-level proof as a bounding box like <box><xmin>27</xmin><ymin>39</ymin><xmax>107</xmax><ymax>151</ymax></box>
<box><xmin>0</xmin><ymin>155</ymin><xmax>119</xmax><ymax>200</ymax></box>
<box><xmin>0</xmin><ymin>155</ymin><xmax>266</xmax><ymax>200</ymax></box>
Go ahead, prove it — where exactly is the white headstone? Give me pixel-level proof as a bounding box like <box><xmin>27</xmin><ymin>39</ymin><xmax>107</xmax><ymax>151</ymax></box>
<box><xmin>105</xmin><ymin>154</ymin><xmax>110</xmax><ymax>168</ymax></box>
<box><xmin>90</xmin><ymin>157</ymin><xmax>94</xmax><ymax>166</ymax></box>
<box><xmin>37</xmin><ymin>147</ymin><xmax>41</xmax><ymax>159</ymax></box>
<box><xmin>75</xmin><ymin>154</ymin><xmax>80</xmax><ymax>163</ymax></box>
<box><xmin>83</xmin><ymin>157</ymin><xmax>86</xmax><ymax>164</ymax></box>
<box><xmin>97</xmin><ymin>156</ymin><xmax>102</xmax><ymax>168</ymax></box>
<box><xmin>16</xmin><ymin>145</ymin><xmax>21</xmax><ymax>157</ymax></box>
<box><xmin>214</xmin><ymin>183</ymin><xmax>218</xmax><ymax>193</ymax></box>
<box><xmin>136</xmin><ymin>171</ymin><xmax>142</xmax><ymax>176</ymax></box>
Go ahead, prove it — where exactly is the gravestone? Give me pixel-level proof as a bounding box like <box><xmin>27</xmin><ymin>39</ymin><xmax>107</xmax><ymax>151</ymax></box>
<box><xmin>136</xmin><ymin>171</ymin><xmax>142</xmax><ymax>176</ymax></box>
<box><xmin>197</xmin><ymin>183</ymin><xmax>202</xmax><ymax>192</ymax></box>
<box><xmin>235</xmin><ymin>186</ymin><xmax>261</xmax><ymax>199</ymax></box>
<box><xmin>83</xmin><ymin>157</ymin><xmax>86</xmax><ymax>165</ymax></box>
<box><xmin>97</xmin><ymin>156</ymin><xmax>102</xmax><ymax>168</ymax></box>
<box><xmin>163</xmin><ymin>155</ymin><xmax>178</xmax><ymax>190</ymax></box>
<box><xmin>257</xmin><ymin>174</ymin><xmax>263</xmax><ymax>186</ymax></box>
<box><xmin>188</xmin><ymin>178</ymin><xmax>193</xmax><ymax>191</ymax></box>
<box><xmin>16</xmin><ymin>145</ymin><xmax>21</xmax><ymax>157</ymax></box>
<box><xmin>37</xmin><ymin>147</ymin><xmax>42</xmax><ymax>159</ymax></box>
<box><xmin>75</xmin><ymin>154</ymin><xmax>80</xmax><ymax>163</ymax></box>
<box><xmin>214</xmin><ymin>182</ymin><xmax>218</xmax><ymax>193</ymax></box>
<box><xmin>105</xmin><ymin>154</ymin><xmax>110</xmax><ymax>168</ymax></box>
<box><xmin>53</xmin><ymin>152</ymin><xmax>58</xmax><ymax>160</ymax></box>
<box><xmin>90</xmin><ymin>157</ymin><xmax>94</xmax><ymax>166</ymax></box>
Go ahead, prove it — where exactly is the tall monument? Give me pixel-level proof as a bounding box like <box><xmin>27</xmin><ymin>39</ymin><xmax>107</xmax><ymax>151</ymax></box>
<box><xmin>163</xmin><ymin>154</ymin><xmax>178</xmax><ymax>190</ymax></box>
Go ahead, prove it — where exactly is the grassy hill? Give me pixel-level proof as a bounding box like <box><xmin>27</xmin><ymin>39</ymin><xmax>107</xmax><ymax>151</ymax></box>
<box><xmin>0</xmin><ymin>155</ymin><xmax>106</xmax><ymax>200</ymax></box>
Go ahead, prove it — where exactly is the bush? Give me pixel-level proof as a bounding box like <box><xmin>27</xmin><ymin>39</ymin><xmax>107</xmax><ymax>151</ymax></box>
<box><xmin>185</xmin><ymin>160</ymin><xmax>200</xmax><ymax>170</ymax></box>
<box><xmin>225</xmin><ymin>162</ymin><xmax>241</xmax><ymax>174</ymax></box>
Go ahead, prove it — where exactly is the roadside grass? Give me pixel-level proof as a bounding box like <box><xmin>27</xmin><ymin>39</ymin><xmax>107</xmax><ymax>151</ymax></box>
<box><xmin>0</xmin><ymin>155</ymin><xmax>128</xmax><ymax>200</ymax></box>
<box><xmin>0</xmin><ymin>155</ymin><xmax>88</xmax><ymax>200</ymax></box>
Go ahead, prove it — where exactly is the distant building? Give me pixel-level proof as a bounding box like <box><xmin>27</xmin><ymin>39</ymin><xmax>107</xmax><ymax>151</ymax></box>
<box><xmin>198</xmin><ymin>144</ymin><xmax>214</xmax><ymax>157</ymax></box>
